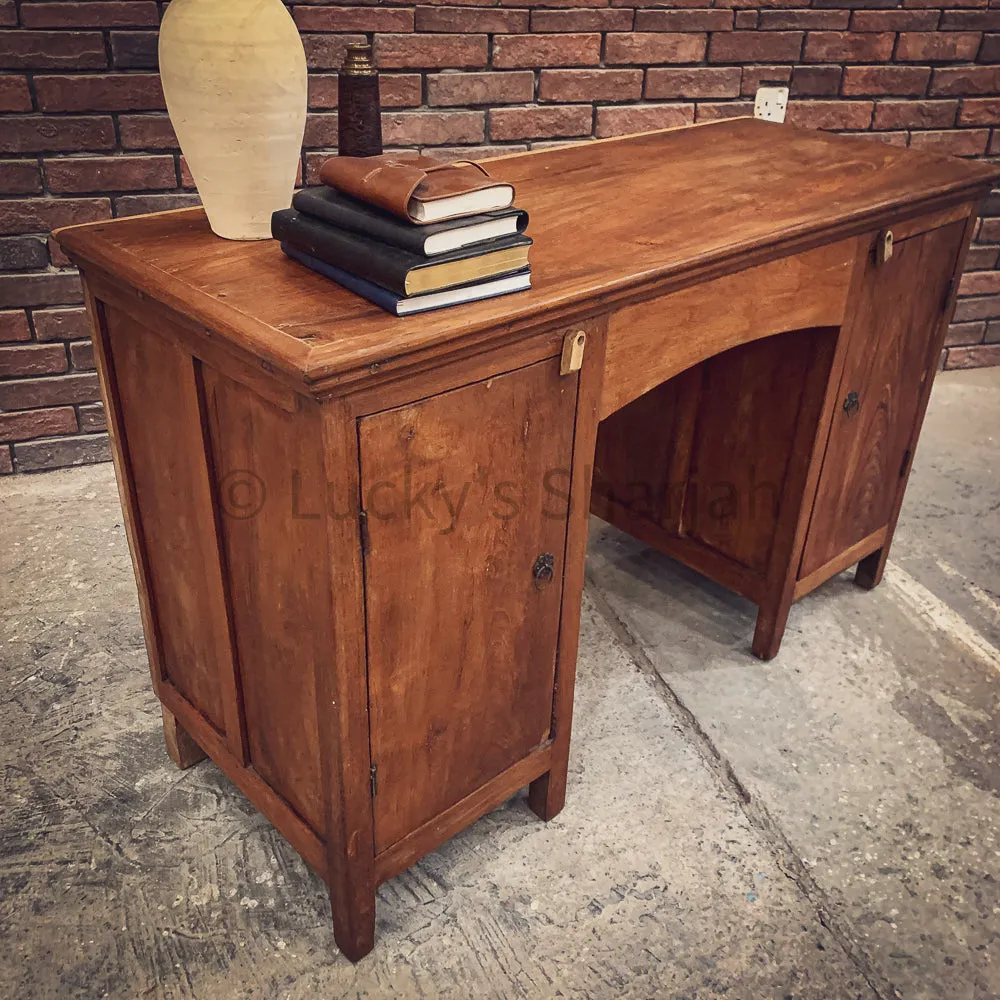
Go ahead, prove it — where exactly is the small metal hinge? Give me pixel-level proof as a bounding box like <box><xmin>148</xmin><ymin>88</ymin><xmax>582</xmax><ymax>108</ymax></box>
<box><xmin>359</xmin><ymin>509</ymin><xmax>370</xmax><ymax>556</ymax></box>
<box><xmin>560</xmin><ymin>329</ymin><xmax>586</xmax><ymax>375</ymax></box>
<box><xmin>370</xmin><ymin>764</ymin><xmax>378</xmax><ymax>798</ymax></box>
<box><xmin>899</xmin><ymin>448</ymin><xmax>912</xmax><ymax>479</ymax></box>
<box><xmin>876</xmin><ymin>229</ymin><xmax>894</xmax><ymax>266</ymax></box>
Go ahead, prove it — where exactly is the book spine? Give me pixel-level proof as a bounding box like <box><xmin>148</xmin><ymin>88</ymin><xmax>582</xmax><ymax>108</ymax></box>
<box><xmin>272</xmin><ymin>210</ymin><xmax>410</xmax><ymax>296</ymax></box>
<box><xmin>291</xmin><ymin>191</ymin><xmax>427</xmax><ymax>255</ymax></box>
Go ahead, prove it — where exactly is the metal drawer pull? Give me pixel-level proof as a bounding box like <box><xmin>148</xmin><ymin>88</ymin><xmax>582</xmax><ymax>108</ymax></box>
<box><xmin>532</xmin><ymin>553</ymin><xmax>555</xmax><ymax>588</ymax></box>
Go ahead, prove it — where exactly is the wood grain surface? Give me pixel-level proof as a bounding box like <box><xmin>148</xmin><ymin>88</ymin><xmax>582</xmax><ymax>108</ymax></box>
<box><xmin>591</xmin><ymin>326</ymin><xmax>837</xmax><ymax>599</ymax></box>
<box><xmin>359</xmin><ymin>358</ymin><xmax>577</xmax><ymax>852</ymax></box>
<box><xmin>56</xmin><ymin>120</ymin><xmax>996</xmax><ymax>962</ymax></box>
<box><xmin>800</xmin><ymin>220</ymin><xmax>967</xmax><ymax>578</ymax></box>
<box><xmin>600</xmin><ymin>239</ymin><xmax>853</xmax><ymax>419</ymax></box>
<box><xmin>56</xmin><ymin>119</ymin><xmax>998</xmax><ymax>392</ymax></box>
<box><xmin>104</xmin><ymin>306</ymin><xmax>238</xmax><ymax>740</ymax></box>
<box><xmin>684</xmin><ymin>328</ymin><xmax>838</xmax><ymax>575</ymax></box>
<box><xmin>201</xmin><ymin>368</ymin><xmax>333</xmax><ymax>836</ymax></box>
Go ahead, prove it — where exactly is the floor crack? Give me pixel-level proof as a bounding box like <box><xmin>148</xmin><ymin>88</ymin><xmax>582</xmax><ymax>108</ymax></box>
<box><xmin>584</xmin><ymin>572</ymin><xmax>903</xmax><ymax>1000</ymax></box>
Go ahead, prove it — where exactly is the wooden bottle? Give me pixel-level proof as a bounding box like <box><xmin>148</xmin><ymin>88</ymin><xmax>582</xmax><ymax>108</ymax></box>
<box><xmin>338</xmin><ymin>44</ymin><xmax>384</xmax><ymax>158</ymax></box>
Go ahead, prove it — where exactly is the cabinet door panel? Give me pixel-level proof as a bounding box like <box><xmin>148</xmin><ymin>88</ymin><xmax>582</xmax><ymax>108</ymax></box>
<box><xmin>800</xmin><ymin>221</ymin><xmax>965</xmax><ymax>578</ymax></box>
<box><xmin>359</xmin><ymin>360</ymin><xmax>577</xmax><ymax>852</ymax></box>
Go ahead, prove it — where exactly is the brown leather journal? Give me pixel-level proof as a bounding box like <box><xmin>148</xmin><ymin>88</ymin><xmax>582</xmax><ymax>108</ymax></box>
<box><xmin>318</xmin><ymin>154</ymin><xmax>515</xmax><ymax>225</ymax></box>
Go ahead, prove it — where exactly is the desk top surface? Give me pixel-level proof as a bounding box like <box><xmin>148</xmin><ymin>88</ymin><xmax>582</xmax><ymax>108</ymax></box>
<box><xmin>58</xmin><ymin>118</ymin><xmax>998</xmax><ymax>388</ymax></box>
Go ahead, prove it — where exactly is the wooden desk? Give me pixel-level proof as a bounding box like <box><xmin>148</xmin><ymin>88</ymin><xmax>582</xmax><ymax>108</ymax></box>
<box><xmin>57</xmin><ymin>119</ymin><xmax>998</xmax><ymax>961</ymax></box>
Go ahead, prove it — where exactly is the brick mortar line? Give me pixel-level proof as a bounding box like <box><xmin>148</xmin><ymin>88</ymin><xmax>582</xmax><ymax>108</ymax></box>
<box><xmin>584</xmin><ymin>569</ymin><xmax>903</xmax><ymax>1000</ymax></box>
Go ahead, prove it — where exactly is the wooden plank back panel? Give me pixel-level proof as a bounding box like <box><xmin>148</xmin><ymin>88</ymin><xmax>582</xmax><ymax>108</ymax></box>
<box><xmin>684</xmin><ymin>327</ymin><xmax>838</xmax><ymax>573</ymax></box>
<box><xmin>104</xmin><ymin>306</ymin><xmax>235</xmax><ymax>736</ymax></box>
<box><xmin>799</xmin><ymin>221</ymin><xmax>966</xmax><ymax>578</ymax></box>
<box><xmin>360</xmin><ymin>359</ymin><xmax>577</xmax><ymax>853</ymax></box>
<box><xmin>592</xmin><ymin>368</ymin><xmax>702</xmax><ymax>530</ymax></box>
<box><xmin>601</xmin><ymin>239</ymin><xmax>855</xmax><ymax>420</ymax></box>
<box><xmin>201</xmin><ymin>367</ymin><xmax>332</xmax><ymax>836</ymax></box>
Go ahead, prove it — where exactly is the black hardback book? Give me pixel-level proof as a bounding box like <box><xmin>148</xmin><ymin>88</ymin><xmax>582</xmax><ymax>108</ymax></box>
<box><xmin>292</xmin><ymin>187</ymin><xmax>529</xmax><ymax>257</ymax></box>
<box><xmin>282</xmin><ymin>244</ymin><xmax>531</xmax><ymax>317</ymax></box>
<box><xmin>271</xmin><ymin>209</ymin><xmax>532</xmax><ymax>298</ymax></box>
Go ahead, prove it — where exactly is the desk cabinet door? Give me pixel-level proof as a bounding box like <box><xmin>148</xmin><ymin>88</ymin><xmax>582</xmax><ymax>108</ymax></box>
<box><xmin>800</xmin><ymin>220</ymin><xmax>966</xmax><ymax>578</ymax></box>
<box><xmin>358</xmin><ymin>359</ymin><xmax>577</xmax><ymax>852</ymax></box>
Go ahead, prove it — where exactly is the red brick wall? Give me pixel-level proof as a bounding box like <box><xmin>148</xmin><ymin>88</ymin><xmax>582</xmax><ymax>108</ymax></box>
<box><xmin>1</xmin><ymin>0</ymin><xmax>999</xmax><ymax>473</ymax></box>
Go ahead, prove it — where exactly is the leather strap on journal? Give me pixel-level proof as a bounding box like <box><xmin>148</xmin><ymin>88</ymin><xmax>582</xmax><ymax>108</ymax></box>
<box><xmin>318</xmin><ymin>154</ymin><xmax>500</xmax><ymax>224</ymax></box>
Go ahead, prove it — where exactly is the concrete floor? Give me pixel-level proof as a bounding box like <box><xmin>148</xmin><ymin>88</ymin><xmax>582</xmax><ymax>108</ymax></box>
<box><xmin>1</xmin><ymin>368</ymin><xmax>998</xmax><ymax>1000</ymax></box>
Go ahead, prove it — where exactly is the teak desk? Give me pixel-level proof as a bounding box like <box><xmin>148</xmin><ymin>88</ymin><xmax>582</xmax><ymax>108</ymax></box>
<box><xmin>58</xmin><ymin>119</ymin><xmax>998</xmax><ymax>960</ymax></box>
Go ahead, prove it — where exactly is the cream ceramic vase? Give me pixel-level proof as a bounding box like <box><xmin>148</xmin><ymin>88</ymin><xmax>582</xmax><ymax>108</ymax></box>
<box><xmin>158</xmin><ymin>0</ymin><xmax>307</xmax><ymax>240</ymax></box>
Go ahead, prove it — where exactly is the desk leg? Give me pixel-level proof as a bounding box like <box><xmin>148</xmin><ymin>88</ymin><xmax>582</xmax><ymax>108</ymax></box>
<box><xmin>320</xmin><ymin>403</ymin><xmax>377</xmax><ymax>963</ymax></box>
<box><xmin>530</xmin><ymin>319</ymin><xmax>606</xmax><ymax>822</ymax></box>
<box><xmin>751</xmin><ymin>595</ymin><xmax>793</xmax><ymax>662</ymax></box>
<box><xmin>161</xmin><ymin>704</ymin><xmax>206</xmax><ymax>769</ymax></box>
<box><xmin>854</xmin><ymin>547</ymin><xmax>887</xmax><ymax>590</ymax></box>
<box><xmin>528</xmin><ymin>770</ymin><xmax>563</xmax><ymax>822</ymax></box>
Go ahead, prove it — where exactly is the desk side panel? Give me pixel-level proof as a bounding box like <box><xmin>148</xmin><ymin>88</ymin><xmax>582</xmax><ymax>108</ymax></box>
<box><xmin>94</xmin><ymin>291</ymin><xmax>332</xmax><ymax>866</ymax></box>
<box><xmin>592</xmin><ymin>369</ymin><xmax>700</xmax><ymax>532</ymax></box>
<box><xmin>101</xmin><ymin>304</ymin><xmax>239</xmax><ymax>739</ymax></box>
<box><xmin>201</xmin><ymin>367</ymin><xmax>333</xmax><ymax>837</ymax></box>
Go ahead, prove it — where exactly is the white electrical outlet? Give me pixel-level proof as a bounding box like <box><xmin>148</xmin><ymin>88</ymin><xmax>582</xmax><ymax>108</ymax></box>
<box><xmin>754</xmin><ymin>85</ymin><xmax>789</xmax><ymax>123</ymax></box>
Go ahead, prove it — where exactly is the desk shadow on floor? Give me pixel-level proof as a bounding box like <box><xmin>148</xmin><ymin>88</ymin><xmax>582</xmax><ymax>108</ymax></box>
<box><xmin>586</xmin><ymin>519</ymin><xmax>757</xmax><ymax>665</ymax></box>
<box><xmin>586</xmin><ymin>518</ymin><xmax>875</xmax><ymax>673</ymax></box>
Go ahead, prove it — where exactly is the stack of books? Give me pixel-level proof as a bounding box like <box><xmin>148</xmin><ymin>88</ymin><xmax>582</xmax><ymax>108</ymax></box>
<box><xmin>271</xmin><ymin>155</ymin><xmax>531</xmax><ymax>317</ymax></box>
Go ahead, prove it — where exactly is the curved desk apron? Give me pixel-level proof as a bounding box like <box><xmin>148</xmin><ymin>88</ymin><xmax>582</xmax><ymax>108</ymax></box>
<box><xmin>56</xmin><ymin>118</ymin><xmax>999</xmax><ymax>961</ymax></box>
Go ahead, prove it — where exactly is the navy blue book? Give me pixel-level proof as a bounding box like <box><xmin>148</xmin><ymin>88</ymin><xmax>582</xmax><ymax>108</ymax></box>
<box><xmin>293</xmin><ymin>187</ymin><xmax>529</xmax><ymax>257</ymax></box>
<box><xmin>281</xmin><ymin>243</ymin><xmax>531</xmax><ymax>317</ymax></box>
<box><xmin>272</xmin><ymin>208</ymin><xmax>532</xmax><ymax>297</ymax></box>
